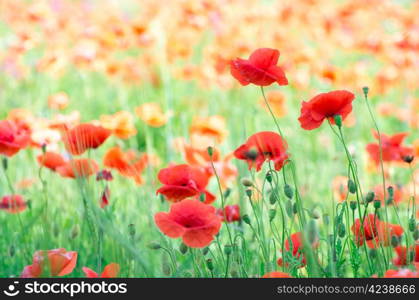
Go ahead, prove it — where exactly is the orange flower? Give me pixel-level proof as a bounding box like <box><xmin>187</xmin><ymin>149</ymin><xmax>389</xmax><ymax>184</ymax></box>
<box><xmin>103</xmin><ymin>146</ymin><xmax>150</xmax><ymax>184</ymax></box>
<box><xmin>83</xmin><ymin>263</ymin><xmax>120</xmax><ymax>278</ymax></box>
<box><xmin>135</xmin><ymin>103</ymin><xmax>167</xmax><ymax>127</ymax></box>
<box><xmin>100</xmin><ymin>111</ymin><xmax>137</xmax><ymax>139</ymax></box>
<box><xmin>48</xmin><ymin>92</ymin><xmax>69</xmax><ymax>110</ymax></box>
<box><xmin>332</xmin><ymin>175</ymin><xmax>349</xmax><ymax>202</ymax></box>
<box><xmin>190</xmin><ymin>115</ymin><xmax>228</xmax><ymax>144</ymax></box>
<box><xmin>62</xmin><ymin>123</ymin><xmax>111</xmax><ymax>155</ymax></box>
<box><xmin>56</xmin><ymin>159</ymin><xmax>99</xmax><ymax>179</ymax></box>
<box><xmin>37</xmin><ymin>152</ymin><xmax>67</xmax><ymax>171</ymax></box>
<box><xmin>21</xmin><ymin>248</ymin><xmax>77</xmax><ymax>278</ymax></box>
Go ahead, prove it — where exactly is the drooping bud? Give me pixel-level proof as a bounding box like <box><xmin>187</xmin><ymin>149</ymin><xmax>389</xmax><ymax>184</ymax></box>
<box><xmin>333</xmin><ymin>114</ymin><xmax>342</xmax><ymax>127</ymax></box>
<box><xmin>179</xmin><ymin>243</ymin><xmax>188</xmax><ymax>254</ymax></box>
<box><xmin>337</xmin><ymin>223</ymin><xmax>346</xmax><ymax>238</ymax></box>
<box><xmin>348</xmin><ymin>179</ymin><xmax>356</xmax><ymax>194</ymax></box>
<box><xmin>408</xmin><ymin>218</ymin><xmax>416</xmax><ymax>232</ymax></box>
<box><xmin>285</xmin><ymin>200</ymin><xmax>293</xmax><ymax>218</ymax></box>
<box><xmin>241</xmin><ymin>178</ymin><xmax>253</xmax><ymax>187</ymax></box>
<box><xmin>269</xmin><ymin>191</ymin><xmax>278</xmax><ymax>205</ymax></box>
<box><xmin>266</xmin><ymin>172</ymin><xmax>273</xmax><ymax>183</ymax></box>
<box><xmin>284</xmin><ymin>184</ymin><xmax>293</xmax><ymax>199</ymax></box>
<box><xmin>269</xmin><ymin>209</ymin><xmax>276</xmax><ymax>222</ymax></box>
<box><xmin>242</xmin><ymin>214</ymin><xmax>251</xmax><ymax>225</ymax></box>
<box><xmin>402</xmin><ymin>155</ymin><xmax>414</xmax><ymax>164</ymax></box>
<box><xmin>292</xmin><ymin>202</ymin><xmax>298</xmax><ymax>215</ymax></box>
<box><xmin>366</xmin><ymin>191</ymin><xmax>375</xmax><ymax>203</ymax></box>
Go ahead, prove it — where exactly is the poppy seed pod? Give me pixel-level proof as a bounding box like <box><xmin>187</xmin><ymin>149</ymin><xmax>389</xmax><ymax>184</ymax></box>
<box><xmin>402</xmin><ymin>155</ymin><xmax>414</xmax><ymax>164</ymax></box>
<box><xmin>207</xmin><ymin>146</ymin><xmax>214</xmax><ymax>157</ymax></box>
<box><xmin>285</xmin><ymin>200</ymin><xmax>293</xmax><ymax>218</ymax></box>
<box><xmin>333</xmin><ymin>114</ymin><xmax>342</xmax><ymax>127</ymax></box>
<box><xmin>373</xmin><ymin>200</ymin><xmax>381</xmax><ymax>209</ymax></box>
<box><xmin>179</xmin><ymin>243</ymin><xmax>188</xmax><ymax>255</ymax></box>
<box><xmin>242</xmin><ymin>214</ymin><xmax>251</xmax><ymax>225</ymax></box>
<box><xmin>347</xmin><ymin>179</ymin><xmax>356</xmax><ymax>194</ymax></box>
<box><xmin>284</xmin><ymin>184</ymin><xmax>293</xmax><ymax>199</ymax></box>
<box><xmin>269</xmin><ymin>209</ymin><xmax>276</xmax><ymax>222</ymax></box>
<box><xmin>366</xmin><ymin>191</ymin><xmax>375</xmax><ymax>203</ymax></box>
<box><xmin>350</xmin><ymin>201</ymin><xmax>357</xmax><ymax>211</ymax></box>
<box><xmin>362</xmin><ymin>86</ymin><xmax>369</xmax><ymax>97</ymax></box>
<box><xmin>311</xmin><ymin>209</ymin><xmax>320</xmax><ymax>219</ymax></box>
<box><xmin>241</xmin><ymin>178</ymin><xmax>253</xmax><ymax>187</ymax></box>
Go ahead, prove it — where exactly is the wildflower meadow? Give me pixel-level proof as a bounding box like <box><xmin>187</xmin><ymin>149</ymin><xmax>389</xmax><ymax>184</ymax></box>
<box><xmin>0</xmin><ymin>0</ymin><xmax>418</xmax><ymax>281</ymax></box>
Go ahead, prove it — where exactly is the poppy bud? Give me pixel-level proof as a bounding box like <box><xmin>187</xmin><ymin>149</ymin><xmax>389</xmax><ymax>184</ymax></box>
<box><xmin>269</xmin><ymin>191</ymin><xmax>278</xmax><ymax>205</ymax></box>
<box><xmin>199</xmin><ymin>193</ymin><xmax>206</xmax><ymax>202</ymax></box>
<box><xmin>413</xmin><ymin>229</ymin><xmax>419</xmax><ymax>240</ymax></box>
<box><xmin>366</xmin><ymin>191</ymin><xmax>375</xmax><ymax>203</ymax></box>
<box><xmin>223</xmin><ymin>188</ymin><xmax>231</xmax><ymax>199</ymax></box>
<box><xmin>373</xmin><ymin>200</ymin><xmax>381</xmax><ymax>209</ymax></box>
<box><xmin>207</xmin><ymin>146</ymin><xmax>214</xmax><ymax>157</ymax></box>
<box><xmin>284</xmin><ymin>184</ymin><xmax>293</xmax><ymax>199</ymax></box>
<box><xmin>266</xmin><ymin>172</ymin><xmax>273</xmax><ymax>183</ymax></box>
<box><xmin>242</xmin><ymin>214</ymin><xmax>251</xmax><ymax>225</ymax></box>
<box><xmin>71</xmin><ymin>224</ymin><xmax>80</xmax><ymax>239</ymax></box>
<box><xmin>402</xmin><ymin>155</ymin><xmax>414</xmax><ymax>164</ymax></box>
<box><xmin>333</xmin><ymin>115</ymin><xmax>342</xmax><ymax>127</ymax></box>
<box><xmin>2</xmin><ymin>157</ymin><xmax>7</xmax><ymax>171</ymax></box>
<box><xmin>224</xmin><ymin>245</ymin><xmax>232</xmax><ymax>256</ymax></box>
<box><xmin>179</xmin><ymin>243</ymin><xmax>188</xmax><ymax>254</ymax></box>
<box><xmin>369</xmin><ymin>249</ymin><xmax>377</xmax><ymax>259</ymax></box>
<box><xmin>285</xmin><ymin>200</ymin><xmax>293</xmax><ymax>218</ymax></box>
<box><xmin>269</xmin><ymin>209</ymin><xmax>276</xmax><ymax>222</ymax></box>
<box><xmin>202</xmin><ymin>247</ymin><xmax>209</xmax><ymax>256</ymax></box>
<box><xmin>245</xmin><ymin>188</ymin><xmax>252</xmax><ymax>198</ymax></box>
<box><xmin>408</xmin><ymin>218</ymin><xmax>416</xmax><ymax>232</ymax></box>
<box><xmin>292</xmin><ymin>202</ymin><xmax>298</xmax><ymax>215</ymax></box>
<box><xmin>347</xmin><ymin>179</ymin><xmax>356</xmax><ymax>194</ymax></box>
<box><xmin>337</xmin><ymin>223</ymin><xmax>346</xmax><ymax>238</ymax></box>
<box><xmin>362</xmin><ymin>86</ymin><xmax>369</xmax><ymax>97</ymax></box>
<box><xmin>390</xmin><ymin>235</ymin><xmax>399</xmax><ymax>248</ymax></box>
<box><xmin>349</xmin><ymin>201</ymin><xmax>357</xmax><ymax>211</ymax></box>
<box><xmin>148</xmin><ymin>242</ymin><xmax>161</xmax><ymax>250</ymax></box>
<box><xmin>128</xmin><ymin>224</ymin><xmax>136</xmax><ymax>237</ymax></box>
<box><xmin>206</xmin><ymin>259</ymin><xmax>214</xmax><ymax>271</ymax></box>
<box><xmin>387</xmin><ymin>185</ymin><xmax>394</xmax><ymax>198</ymax></box>
<box><xmin>241</xmin><ymin>178</ymin><xmax>253</xmax><ymax>187</ymax></box>
<box><xmin>41</xmin><ymin>143</ymin><xmax>47</xmax><ymax>154</ymax></box>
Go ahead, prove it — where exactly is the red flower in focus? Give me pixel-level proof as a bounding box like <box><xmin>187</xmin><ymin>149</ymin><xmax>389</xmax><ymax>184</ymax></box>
<box><xmin>0</xmin><ymin>120</ymin><xmax>30</xmax><ymax>157</ymax></box>
<box><xmin>62</xmin><ymin>123</ymin><xmax>111</xmax><ymax>155</ymax></box>
<box><xmin>230</xmin><ymin>48</ymin><xmax>288</xmax><ymax>87</ymax></box>
<box><xmin>154</xmin><ymin>199</ymin><xmax>221</xmax><ymax>248</ymax></box>
<box><xmin>262</xmin><ymin>271</ymin><xmax>292</xmax><ymax>278</ymax></box>
<box><xmin>298</xmin><ymin>90</ymin><xmax>355</xmax><ymax>130</ymax></box>
<box><xmin>21</xmin><ymin>248</ymin><xmax>77</xmax><ymax>278</ymax></box>
<box><xmin>56</xmin><ymin>158</ymin><xmax>99</xmax><ymax>179</ymax></box>
<box><xmin>234</xmin><ymin>131</ymin><xmax>288</xmax><ymax>171</ymax></box>
<box><xmin>351</xmin><ymin>214</ymin><xmax>404</xmax><ymax>248</ymax></box>
<box><xmin>216</xmin><ymin>205</ymin><xmax>240</xmax><ymax>223</ymax></box>
<box><xmin>0</xmin><ymin>194</ymin><xmax>27</xmax><ymax>213</ymax></box>
<box><xmin>37</xmin><ymin>152</ymin><xmax>66</xmax><ymax>171</ymax></box>
<box><xmin>156</xmin><ymin>164</ymin><xmax>215</xmax><ymax>204</ymax></box>
<box><xmin>82</xmin><ymin>263</ymin><xmax>120</xmax><ymax>278</ymax></box>
<box><xmin>277</xmin><ymin>232</ymin><xmax>318</xmax><ymax>268</ymax></box>
<box><xmin>366</xmin><ymin>132</ymin><xmax>413</xmax><ymax>166</ymax></box>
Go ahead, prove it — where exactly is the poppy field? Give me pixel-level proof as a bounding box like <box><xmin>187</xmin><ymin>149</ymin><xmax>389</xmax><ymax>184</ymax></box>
<box><xmin>0</xmin><ymin>0</ymin><xmax>418</xmax><ymax>279</ymax></box>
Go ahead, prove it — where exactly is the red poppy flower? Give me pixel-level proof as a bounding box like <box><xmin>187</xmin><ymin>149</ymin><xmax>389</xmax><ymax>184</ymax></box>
<box><xmin>62</xmin><ymin>123</ymin><xmax>111</xmax><ymax>155</ymax></box>
<box><xmin>21</xmin><ymin>248</ymin><xmax>77</xmax><ymax>278</ymax></box>
<box><xmin>82</xmin><ymin>263</ymin><xmax>120</xmax><ymax>278</ymax></box>
<box><xmin>216</xmin><ymin>205</ymin><xmax>240</xmax><ymax>223</ymax></box>
<box><xmin>0</xmin><ymin>194</ymin><xmax>27</xmax><ymax>213</ymax></box>
<box><xmin>0</xmin><ymin>120</ymin><xmax>30</xmax><ymax>157</ymax></box>
<box><xmin>351</xmin><ymin>214</ymin><xmax>404</xmax><ymax>248</ymax></box>
<box><xmin>154</xmin><ymin>199</ymin><xmax>221</xmax><ymax>248</ymax></box>
<box><xmin>298</xmin><ymin>90</ymin><xmax>355</xmax><ymax>130</ymax></box>
<box><xmin>277</xmin><ymin>232</ymin><xmax>318</xmax><ymax>268</ymax></box>
<box><xmin>156</xmin><ymin>164</ymin><xmax>215</xmax><ymax>204</ymax></box>
<box><xmin>230</xmin><ymin>48</ymin><xmax>288</xmax><ymax>86</ymax></box>
<box><xmin>96</xmin><ymin>169</ymin><xmax>113</xmax><ymax>181</ymax></box>
<box><xmin>366</xmin><ymin>132</ymin><xmax>413</xmax><ymax>165</ymax></box>
<box><xmin>56</xmin><ymin>158</ymin><xmax>99</xmax><ymax>178</ymax></box>
<box><xmin>393</xmin><ymin>244</ymin><xmax>418</xmax><ymax>266</ymax></box>
<box><xmin>234</xmin><ymin>131</ymin><xmax>288</xmax><ymax>171</ymax></box>
<box><xmin>262</xmin><ymin>271</ymin><xmax>292</xmax><ymax>278</ymax></box>
<box><xmin>37</xmin><ymin>152</ymin><xmax>66</xmax><ymax>171</ymax></box>
<box><xmin>100</xmin><ymin>186</ymin><xmax>110</xmax><ymax>208</ymax></box>
<box><xmin>383</xmin><ymin>269</ymin><xmax>418</xmax><ymax>278</ymax></box>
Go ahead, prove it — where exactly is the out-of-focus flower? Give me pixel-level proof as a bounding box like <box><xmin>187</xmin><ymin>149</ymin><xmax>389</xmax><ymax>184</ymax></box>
<box><xmin>0</xmin><ymin>194</ymin><xmax>27</xmax><ymax>213</ymax></box>
<box><xmin>277</xmin><ymin>232</ymin><xmax>318</xmax><ymax>268</ymax></box>
<box><xmin>262</xmin><ymin>271</ymin><xmax>292</xmax><ymax>278</ymax></box>
<box><xmin>62</xmin><ymin>123</ymin><xmax>111</xmax><ymax>155</ymax></box>
<box><xmin>190</xmin><ymin>116</ymin><xmax>228</xmax><ymax>144</ymax></box>
<box><xmin>366</xmin><ymin>132</ymin><xmax>413</xmax><ymax>166</ymax></box>
<box><xmin>100</xmin><ymin>111</ymin><xmax>137</xmax><ymax>139</ymax></box>
<box><xmin>82</xmin><ymin>263</ymin><xmax>120</xmax><ymax>278</ymax></box>
<box><xmin>0</xmin><ymin>120</ymin><xmax>31</xmax><ymax>157</ymax></box>
<box><xmin>37</xmin><ymin>152</ymin><xmax>66</xmax><ymax>171</ymax></box>
<box><xmin>216</xmin><ymin>205</ymin><xmax>240</xmax><ymax>223</ymax></box>
<box><xmin>56</xmin><ymin>158</ymin><xmax>99</xmax><ymax>179</ymax></box>
<box><xmin>135</xmin><ymin>103</ymin><xmax>167</xmax><ymax>127</ymax></box>
<box><xmin>259</xmin><ymin>90</ymin><xmax>287</xmax><ymax>118</ymax></box>
<box><xmin>48</xmin><ymin>92</ymin><xmax>69</xmax><ymax>110</ymax></box>
<box><xmin>332</xmin><ymin>175</ymin><xmax>348</xmax><ymax>202</ymax></box>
